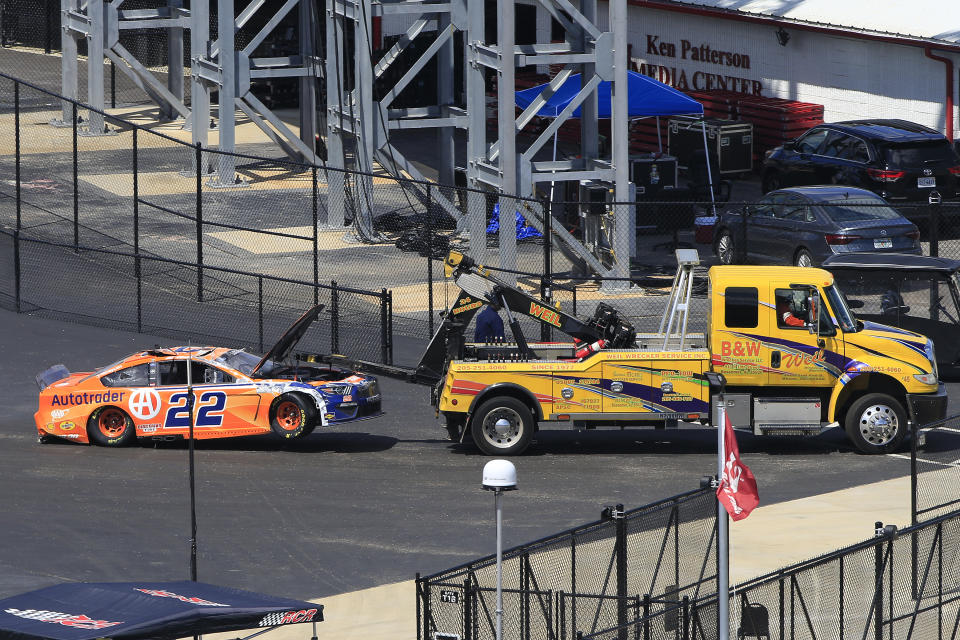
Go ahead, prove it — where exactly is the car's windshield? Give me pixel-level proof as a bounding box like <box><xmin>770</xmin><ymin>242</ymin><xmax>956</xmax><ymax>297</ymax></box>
<box><xmin>215</xmin><ymin>349</ymin><xmax>263</xmax><ymax>376</ymax></box>
<box><xmin>825</xmin><ymin>283</ymin><xmax>858</xmax><ymax>332</ymax></box>
<box><xmin>821</xmin><ymin>199</ymin><xmax>904</xmax><ymax>222</ymax></box>
<box><xmin>882</xmin><ymin>141</ymin><xmax>958</xmax><ymax>168</ymax></box>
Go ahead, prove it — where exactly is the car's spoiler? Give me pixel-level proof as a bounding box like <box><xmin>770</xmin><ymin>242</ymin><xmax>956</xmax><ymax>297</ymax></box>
<box><xmin>36</xmin><ymin>364</ymin><xmax>70</xmax><ymax>390</ymax></box>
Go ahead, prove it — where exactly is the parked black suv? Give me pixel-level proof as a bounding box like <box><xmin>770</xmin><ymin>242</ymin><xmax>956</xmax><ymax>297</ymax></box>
<box><xmin>762</xmin><ymin>120</ymin><xmax>960</xmax><ymax>206</ymax></box>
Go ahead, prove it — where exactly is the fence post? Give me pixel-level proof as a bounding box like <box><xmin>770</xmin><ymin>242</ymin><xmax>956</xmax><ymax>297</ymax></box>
<box><xmin>911</xmin><ymin>418</ymin><xmax>918</xmax><ymax>601</ymax></box>
<box><xmin>615</xmin><ymin>503</ymin><xmax>628</xmax><ymax>640</ymax></box>
<box><xmin>14</xmin><ymin>229</ymin><xmax>21</xmax><ymax>313</ymax></box>
<box><xmin>415</xmin><ymin>573</ymin><xmax>423</xmax><ymax>640</ymax></box>
<box><xmin>523</xmin><ymin>552</ymin><xmax>530</xmax><ymax>640</ymax></box>
<box><xmin>381</xmin><ymin>288</ymin><xmax>389</xmax><ymax>363</ymax></box>
<box><xmin>15</xmin><ymin>80</ymin><xmax>20</xmax><ymax>232</ymax></box>
<box><xmin>873</xmin><ymin>522</ymin><xmax>885</xmax><ymax>640</ymax></box>
<box><xmin>642</xmin><ymin>594</ymin><xmax>650</xmax><ymax>640</ymax></box>
<box><xmin>571</xmin><ymin>534</ymin><xmax>577</xmax><ymax>639</ymax></box>
<box><xmin>313</xmin><ymin>166</ymin><xmax>319</xmax><ymax>306</ymax></box>
<box><xmin>388</xmin><ymin>289</ymin><xmax>394</xmax><ymax>365</ymax></box>
<box><xmin>134</xmin><ymin>127</ymin><xmax>142</xmax><ymax>333</ymax></box>
<box><xmin>195</xmin><ymin>142</ymin><xmax>204</xmax><ymax>302</ymax></box>
<box><xmin>331</xmin><ymin>281</ymin><xmax>340</xmax><ymax>353</ymax></box>
<box><xmin>682</xmin><ymin>596</ymin><xmax>690</xmax><ymax>640</ymax></box>
<box><xmin>427</xmin><ymin>184</ymin><xmax>435</xmax><ymax>335</ymax></box>
<box><xmin>463</xmin><ymin>578</ymin><xmax>472</xmax><ymax>640</ymax></box>
<box><xmin>110</xmin><ymin>61</ymin><xmax>116</xmax><ymax>109</ymax></box>
<box><xmin>929</xmin><ymin>192</ymin><xmax>941</xmax><ymax>258</ymax></box>
<box><xmin>541</xmin><ymin>200</ymin><xmax>552</xmax><ymax>342</ymax></box>
<box><xmin>258</xmin><ymin>276</ymin><xmax>264</xmax><ymax>353</ymax></box>
<box><xmin>72</xmin><ymin>101</ymin><xmax>78</xmax><ymax>252</ymax></box>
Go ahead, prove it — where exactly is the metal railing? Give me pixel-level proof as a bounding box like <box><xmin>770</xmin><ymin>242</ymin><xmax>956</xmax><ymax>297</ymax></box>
<box><xmin>416</xmin><ymin>485</ymin><xmax>720</xmax><ymax>640</ymax></box>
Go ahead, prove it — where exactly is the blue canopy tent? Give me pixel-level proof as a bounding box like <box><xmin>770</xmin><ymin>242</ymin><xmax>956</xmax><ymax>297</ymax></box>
<box><xmin>514</xmin><ymin>71</ymin><xmax>703</xmax><ymax>120</ymax></box>
<box><xmin>514</xmin><ymin>71</ymin><xmax>717</xmax><ymax>214</ymax></box>
<box><xmin>0</xmin><ymin>581</ymin><xmax>322</xmax><ymax>640</ymax></box>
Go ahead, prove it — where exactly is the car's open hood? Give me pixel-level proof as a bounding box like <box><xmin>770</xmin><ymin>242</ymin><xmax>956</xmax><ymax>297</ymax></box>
<box><xmin>252</xmin><ymin>304</ymin><xmax>325</xmax><ymax>377</ymax></box>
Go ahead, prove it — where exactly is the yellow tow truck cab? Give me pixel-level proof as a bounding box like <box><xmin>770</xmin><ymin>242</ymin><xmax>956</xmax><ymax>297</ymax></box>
<box><xmin>428</xmin><ymin>252</ymin><xmax>946</xmax><ymax>455</ymax></box>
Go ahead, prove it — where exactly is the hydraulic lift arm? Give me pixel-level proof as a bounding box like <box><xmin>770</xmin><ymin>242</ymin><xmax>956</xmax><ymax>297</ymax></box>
<box><xmin>412</xmin><ymin>251</ymin><xmax>636</xmax><ymax>384</ymax></box>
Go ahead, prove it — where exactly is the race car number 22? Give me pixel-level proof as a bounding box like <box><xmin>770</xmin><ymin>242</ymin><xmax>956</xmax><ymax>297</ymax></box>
<box><xmin>165</xmin><ymin>391</ymin><xmax>226</xmax><ymax>428</ymax></box>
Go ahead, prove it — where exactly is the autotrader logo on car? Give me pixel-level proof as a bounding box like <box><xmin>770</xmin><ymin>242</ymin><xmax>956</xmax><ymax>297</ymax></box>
<box><xmin>128</xmin><ymin>389</ymin><xmax>161</xmax><ymax>420</ymax></box>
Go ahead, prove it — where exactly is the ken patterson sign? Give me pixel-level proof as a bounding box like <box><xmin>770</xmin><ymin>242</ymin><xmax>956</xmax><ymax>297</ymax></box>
<box><xmin>629</xmin><ymin>34</ymin><xmax>763</xmax><ymax>95</ymax></box>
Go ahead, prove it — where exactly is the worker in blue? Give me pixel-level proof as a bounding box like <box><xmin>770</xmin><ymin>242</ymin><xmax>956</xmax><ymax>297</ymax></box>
<box><xmin>474</xmin><ymin>300</ymin><xmax>505</xmax><ymax>342</ymax></box>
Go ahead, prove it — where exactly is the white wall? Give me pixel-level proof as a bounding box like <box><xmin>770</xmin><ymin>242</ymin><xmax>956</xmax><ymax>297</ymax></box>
<box><xmin>602</xmin><ymin>4</ymin><xmax>960</xmax><ymax>137</ymax></box>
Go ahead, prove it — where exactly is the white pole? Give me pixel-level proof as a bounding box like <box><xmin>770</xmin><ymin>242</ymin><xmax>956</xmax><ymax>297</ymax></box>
<box><xmin>495</xmin><ymin>489</ymin><xmax>504</xmax><ymax>640</ymax></box>
<box><xmin>700</xmin><ymin>122</ymin><xmax>717</xmax><ymax>216</ymax></box>
<box><xmin>716</xmin><ymin>393</ymin><xmax>729</xmax><ymax>640</ymax></box>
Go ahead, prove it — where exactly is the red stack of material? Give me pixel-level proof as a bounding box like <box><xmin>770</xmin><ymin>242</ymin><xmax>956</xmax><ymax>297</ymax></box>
<box><xmin>684</xmin><ymin>90</ymin><xmax>825</xmax><ymax>165</ymax></box>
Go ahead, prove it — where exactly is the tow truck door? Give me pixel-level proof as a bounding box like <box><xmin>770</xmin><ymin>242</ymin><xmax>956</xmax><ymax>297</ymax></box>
<box><xmin>764</xmin><ymin>283</ymin><xmax>843</xmax><ymax>387</ymax></box>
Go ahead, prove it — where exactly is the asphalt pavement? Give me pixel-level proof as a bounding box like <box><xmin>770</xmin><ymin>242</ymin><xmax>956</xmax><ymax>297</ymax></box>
<box><xmin>2</xmin><ymin>306</ymin><xmax>960</xmax><ymax>604</ymax></box>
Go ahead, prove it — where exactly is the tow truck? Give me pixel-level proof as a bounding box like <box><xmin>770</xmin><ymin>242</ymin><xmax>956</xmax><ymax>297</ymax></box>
<box><xmin>320</xmin><ymin>249</ymin><xmax>947</xmax><ymax>455</ymax></box>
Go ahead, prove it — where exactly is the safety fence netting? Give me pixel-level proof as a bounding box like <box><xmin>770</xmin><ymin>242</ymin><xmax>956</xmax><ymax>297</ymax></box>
<box><xmin>912</xmin><ymin>415</ymin><xmax>960</xmax><ymax>526</ymax></box>
<box><xmin>1</xmin><ymin>230</ymin><xmax>392</xmax><ymax>364</ymax></box>
<box><xmin>581</xmin><ymin>508</ymin><xmax>960</xmax><ymax>640</ymax></box>
<box><xmin>417</xmin><ymin>486</ymin><xmax>719</xmax><ymax>640</ymax></box>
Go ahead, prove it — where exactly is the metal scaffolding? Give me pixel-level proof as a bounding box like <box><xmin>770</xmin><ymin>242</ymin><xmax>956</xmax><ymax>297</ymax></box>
<box><xmin>60</xmin><ymin>0</ymin><xmax>634</xmax><ymax>278</ymax></box>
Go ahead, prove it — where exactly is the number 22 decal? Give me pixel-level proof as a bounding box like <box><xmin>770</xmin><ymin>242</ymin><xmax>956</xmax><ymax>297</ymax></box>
<box><xmin>165</xmin><ymin>391</ymin><xmax>227</xmax><ymax>428</ymax></box>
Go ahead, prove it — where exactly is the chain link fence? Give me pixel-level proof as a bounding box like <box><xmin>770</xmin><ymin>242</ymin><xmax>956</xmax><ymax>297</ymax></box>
<box><xmin>416</xmin><ymin>485</ymin><xmax>719</xmax><ymax>640</ymax></box>
<box><xmin>912</xmin><ymin>415</ymin><xmax>960</xmax><ymax>526</ymax></box>
<box><xmin>582</xmin><ymin>508</ymin><xmax>960</xmax><ymax>640</ymax></box>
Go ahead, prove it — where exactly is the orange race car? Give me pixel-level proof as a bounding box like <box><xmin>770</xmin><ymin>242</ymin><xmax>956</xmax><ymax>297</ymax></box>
<box><xmin>34</xmin><ymin>305</ymin><xmax>382</xmax><ymax>446</ymax></box>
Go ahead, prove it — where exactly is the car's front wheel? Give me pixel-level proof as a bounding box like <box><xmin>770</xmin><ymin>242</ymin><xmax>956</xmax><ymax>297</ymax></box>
<box><xmin>844</xmin><ymin>393</ymin><xmax>907</xmax><ymax>454</ymax></box>
<box><xmin>87</xmin><ymin>406</ymin><xmax>136</xmax><ymax>446</ymax></box>
<box><xmin>270</xmin><ymin>394</ymin><xmax>315</xmax><ymax>439</ymax></box>
<box><xmin>715</xmin><ymin>229</ymin><xmax>737</xmax><ymax>265</ymax></box>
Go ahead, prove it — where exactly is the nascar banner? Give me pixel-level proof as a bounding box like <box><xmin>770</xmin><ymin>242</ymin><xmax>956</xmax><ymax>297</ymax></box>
<box><xmin>0</xmin><ymin>581</ymin><xmax>322</xmax><ymax>640</ymax></box>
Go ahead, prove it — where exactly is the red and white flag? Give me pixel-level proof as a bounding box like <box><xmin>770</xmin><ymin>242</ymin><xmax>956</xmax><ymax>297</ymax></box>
<box><xmin>716</xmin><ymin>412</ymin><xmax>759</xmax><ymax>521</ymax></box>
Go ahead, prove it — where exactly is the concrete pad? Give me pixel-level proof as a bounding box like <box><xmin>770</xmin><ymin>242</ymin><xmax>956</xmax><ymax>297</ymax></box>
<box><xmin>208</xmin><ymin>227</ymin><xmax>370</xmax><ymax>255</ymax></box>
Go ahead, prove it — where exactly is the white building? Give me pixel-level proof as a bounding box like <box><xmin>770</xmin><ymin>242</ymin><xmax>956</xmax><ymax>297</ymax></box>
<box><xmin>589</xmin><ymin>0</ymin><xmax>960</xmax><ymax>139</ymax></box>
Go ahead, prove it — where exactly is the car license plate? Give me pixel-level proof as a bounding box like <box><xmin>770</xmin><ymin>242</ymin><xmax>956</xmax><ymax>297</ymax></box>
<box><xmin>918</xmin><ymin>177</ymin><xmax>936</xmax><ymax>188</ymax></box>
<box><xmin>874</xmin><ymin>238</ymin><xmax>893</xmax><ymax>249</ymax></box>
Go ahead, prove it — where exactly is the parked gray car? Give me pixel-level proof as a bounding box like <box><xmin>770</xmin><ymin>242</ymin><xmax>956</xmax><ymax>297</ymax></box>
<box><xmin>713</xmin><ymin>186</ymin><xmax>921</xmax><ymax>267</ymax></box>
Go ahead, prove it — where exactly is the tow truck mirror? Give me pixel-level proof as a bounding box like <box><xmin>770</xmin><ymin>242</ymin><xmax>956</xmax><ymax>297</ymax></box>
<box><xmin>806</xmin><ymin>292</ymin><xmax>819</xmax><ymax>335</ymax></box>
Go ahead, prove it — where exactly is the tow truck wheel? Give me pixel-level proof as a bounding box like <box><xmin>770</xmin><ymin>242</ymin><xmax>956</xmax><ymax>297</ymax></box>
<box><xmin>844</xmin><ymin>393</ymin><xmax>907</xmax><ymax>454</ymax></box>
<box><xmin>471</xmin><ymin>397</ymin><xmax>534</xmax><ymax>456</ymax></box>
<box><xmin>270</xmin><ymin>394</ymin><xmax>315</xmax><ymax>440</ymax></box>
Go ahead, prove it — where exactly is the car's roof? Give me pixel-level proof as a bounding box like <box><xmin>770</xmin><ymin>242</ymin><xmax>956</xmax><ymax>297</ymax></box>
<box><xmin>113</xmin><ymin>347</ymin><xmax>232</xmax><ymax>367</ymax></box>
<box><xmin>769</xmin><ymin>186</ymin><xmax>885</xmax><ymax>201</ymax></box>
<box><xmin>822</xmin><ymin>253</ymin><xmax>960</xmax><ymax>273</ymax></box>
<box><xmin>817</xmin><ymin>119</ymin><xmax>946</xmax><ymax>143</ymax></box>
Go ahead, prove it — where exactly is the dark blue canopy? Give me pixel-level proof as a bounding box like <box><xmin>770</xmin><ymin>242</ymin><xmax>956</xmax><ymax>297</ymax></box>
<box><xmin>514</xmin><ymin>71</ymin><xmax>703</xmax><ymax>119</ymax></box>
<box><xmin>0</xmin><ymin>581</ymin><xmax>322</xmax><ymax>640</ymax></box>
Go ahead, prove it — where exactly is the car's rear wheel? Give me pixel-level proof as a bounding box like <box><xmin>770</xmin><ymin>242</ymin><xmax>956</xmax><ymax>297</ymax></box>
<box><xmin>715</xmin><ymin>229</ymin><xmax>736</xmax><ymax>265</ymax></box>
<box><xmin>270</xmin><ymin>394</ymin><xmax>315</xmax><ymax>439</ymax></box>
<box><xmin>87</xmin><ymin>406</ymin><xmax>136</xmax><ymax>446</ymax></box>
<box><xmin>794</xmin><ymin>248</ymin><xmax>814</xmax><ymax>268</ymax></box>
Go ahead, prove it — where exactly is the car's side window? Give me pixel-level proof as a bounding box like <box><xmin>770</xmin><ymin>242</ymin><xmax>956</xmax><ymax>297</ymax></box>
<box><xmin>102</xmin><ymin>363</ymin><xmax>151</xmax><ymax>387</ymax></box>
<box><xmin>819</xmin><ymin>132</ymin><xmax>848</xmax><ymax>158</ymax></box>
<box><xmin>839</xmin><ymin>138</ymin><xmax>870</xmax><ymax>163</ymax></box>
<box><xmin>159</xmin><ymin>360</ymin><xmax>234</xmax><ymax>385</ymax></box>
<box><xmin>750</xmin><ymin>196</ymin><xmax>775</xmax><ymax>218</ymax></box>
<box><xmin>197</xmin><ymin>363</ymin><xmax>234</xmax><ymax>385</ymax></box>
<box><xmin>796</xmin><ymin>129</ymin><xmax>830</xmax><ymax>154</ymax></box>
<box><xmin>780</xmin><ymin>195</ymin><xmax>814</xmax><ymax>223</ymax></box>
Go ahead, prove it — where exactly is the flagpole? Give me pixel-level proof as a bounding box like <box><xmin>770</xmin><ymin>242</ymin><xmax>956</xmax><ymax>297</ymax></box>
<box><xmin>187</xmin><ymin>350</ymin><xmax>197</xmax><ymax>582</ymax></box>
<box><xmin>707</xmin><ymin>372</ymin><xmax>730</xmax><ymax>640</ymax></box>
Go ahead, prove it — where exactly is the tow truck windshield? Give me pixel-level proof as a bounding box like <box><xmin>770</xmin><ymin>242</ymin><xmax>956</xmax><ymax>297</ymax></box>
<box><xmin>825</xmin><ymin>283</ymin><xmax>858</xmax><ymax>332</ymax></box>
